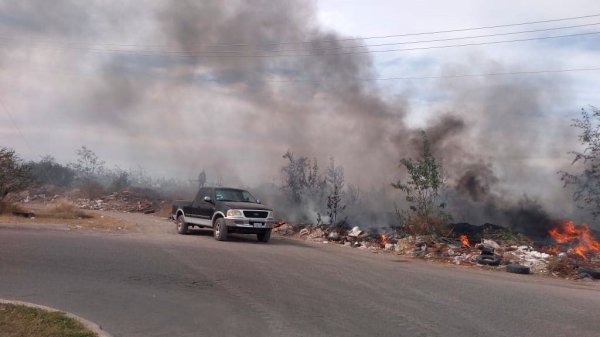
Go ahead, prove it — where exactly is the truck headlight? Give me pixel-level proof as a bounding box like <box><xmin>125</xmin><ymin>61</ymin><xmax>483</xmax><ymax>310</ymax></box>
<box><xmin>267</xmin><ymin>211</ymin><xmax>274</xmax><ymax>219</ymax></box>
<box><xmin>227</xmin><ymin>209</ymin><xmax>243</xmax><ymax>217</ymax></box>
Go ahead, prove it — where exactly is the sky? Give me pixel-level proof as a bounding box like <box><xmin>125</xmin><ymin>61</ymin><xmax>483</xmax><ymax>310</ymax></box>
<box><xmin>0</xmin><ymin>0</ymin><xmax>599</xmax><ymax>221</ymax></box>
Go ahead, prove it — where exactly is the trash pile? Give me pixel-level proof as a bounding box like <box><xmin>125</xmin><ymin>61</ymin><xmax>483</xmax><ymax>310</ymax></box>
<box><xmin>73</xmin><ymin>187</ymin><xmax>162</xmax><ymax>213</ymax></box>
<box><xmin>273</xmin><ymin>222</ymin><xmax>600</xmax><ymax>280</ymax></box>
<box><xmin>13</xmin><ymin>186</ymin><xmax>165</xmax><ymax>214</ymax></box>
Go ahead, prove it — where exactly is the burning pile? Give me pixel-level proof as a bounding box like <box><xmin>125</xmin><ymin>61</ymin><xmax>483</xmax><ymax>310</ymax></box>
<box><xmin>460</xmin><ymin>234</ymin><xmax>471</xmax><ymax>247</ymax></box>
<box><xmin>548</xmin><ymin>221</ymin><xmax>600</xmax><ymax>260</ymax></box>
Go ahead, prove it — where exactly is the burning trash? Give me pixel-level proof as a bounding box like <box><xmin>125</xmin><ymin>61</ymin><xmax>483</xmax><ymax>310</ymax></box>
<box><xmin>460</xmin><ymin>234</ymin><xmax>470</xmax><ymax>247</ymax></box>
<box><xmin>548</xmin><ymin>221</ymin><xmax>600</xmax><ymax>260</ymax></box>
<box><xmin>271</xmin><ymin>219</ymin><xmax>599</xmax><ymax>281</ymax></box>
<box><xmin>380</xmin><ymin>234</ymin><xmax>389</xmax><ymax>247</ymax></box>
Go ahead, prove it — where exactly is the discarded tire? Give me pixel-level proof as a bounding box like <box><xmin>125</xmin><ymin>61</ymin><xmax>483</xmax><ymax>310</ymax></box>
<box><xmin>577</xmin><ymin>267</ymin><xmax>600</xmax><ymax>279</ymax></box>
<box><xmin>476</xmin><ymin>254</ymin><xmax>501</xmax><ymax>266</ymax></box>
<box><xmin>506</xmin><ymin>264</ymin><xmax>530</xmax><ymax>274</ymax></box>
<box><xmin>480</xmin><ymin>245</ymin><xmax>495</xmax><ymax>256</ymax></box>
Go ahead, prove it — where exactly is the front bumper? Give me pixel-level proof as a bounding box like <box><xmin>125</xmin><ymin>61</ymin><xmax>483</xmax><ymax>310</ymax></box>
<box><xmin>224</xmin><ymin>217</ymin><xmax>274</xmax><ymax>229</ymax></box>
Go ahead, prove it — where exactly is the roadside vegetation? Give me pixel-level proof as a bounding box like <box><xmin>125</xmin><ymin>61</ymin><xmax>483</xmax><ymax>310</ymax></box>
<box><xmin>0</xmin><ymin>148</ymin><xmax>33</xmax><ymax>204</ymax></box>
<box><xmin>392</xmin><ymin>131</ymin><xmax>450</xmax><ymax>236</ymax></box>
<box><xmin>0</xmin><ymin>303</ymin><xmax>97</xmax><ymax>337</ymax></box>
<box><xmin>0</xmin><ymin>199</ymin><xmax>132</xmax><ymax>231</ymax></box>
<box><xmin>1</xmin><ymin>106</ymin><xmax>599</xmax><ymax>240</ymax></box>
<box><xmin>560</xmin><ymin>106</ymin><xmax>600</xmax><ymax>218</ymax></box>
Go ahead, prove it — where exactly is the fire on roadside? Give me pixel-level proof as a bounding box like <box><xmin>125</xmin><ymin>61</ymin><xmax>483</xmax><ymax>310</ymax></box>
<box><xmin>380</xmin><ymin>234</ymin><xmax>388</xmax><ymax>246</ymax></box>
<box><xmin>548</xmin><ymin>220</ymin><xmax>600</xmax><ymax>260</ymax></box>
<box><xmin>460</xmin><ymin>234</ymin><xmax>470</xmax><ymax>247</ymax></box>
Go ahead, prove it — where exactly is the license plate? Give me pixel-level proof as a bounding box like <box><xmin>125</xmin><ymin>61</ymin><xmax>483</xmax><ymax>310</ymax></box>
<box><xmin>253</xmin><ymin>222</ymin><xmax>265</xmax><ymax>228</ymax></box>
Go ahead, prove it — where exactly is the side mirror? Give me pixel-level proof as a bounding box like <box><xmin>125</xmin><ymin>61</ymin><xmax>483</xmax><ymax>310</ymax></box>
<box><xmin>256</xmin><ymin>199</ymin><xmax>261</xmax><ymax>204</ymax></box>
<box><xmin>203</xmin><ymin>196</ymin><xmax>212</xmax><ymax>202</ymax></box>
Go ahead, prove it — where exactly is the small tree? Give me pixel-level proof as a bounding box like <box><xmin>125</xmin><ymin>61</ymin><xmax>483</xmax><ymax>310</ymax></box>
<box><xmin>70</xmin><ymin>146</ymin><xmax>105</xmax><ymax>182</ymax></box>
<box><xmin>560</xmin><ymin>106</ymin><xmax>600</xmax><ymax>218</ymax></box>
<box><xmin>280</xmin><ymin>150</ymin><xmax>327</xmax><ymax>223</ymax></box>
<box><xmin>326</xmin><ymin>157</ymin><xmax>345</xmax><ymax>226</ymax></box>
<box><xmin>392</xmin><ymin>131</ymin><xmax>448</xmax><ymax>235</ymax></box>
<box><xmin>0</xmin><ymin>147</ymin><xmax>32</xmax><ymax>202</ymax></box>
<box><xmin>69</xmin><ymin>146</ymin><xmax>105</xmax><ymax>198</ymax></box>
<box><xmin>281</xmin><ymin>150</ymin><xmax>311</xmax><ymax>203</ymax></box>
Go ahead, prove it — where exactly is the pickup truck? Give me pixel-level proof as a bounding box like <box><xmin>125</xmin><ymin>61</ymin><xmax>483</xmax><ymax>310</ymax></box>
<box><xmin>171</xmin><ymin>187</ymin><xmax>275</xmax><ymax>242</ymax></box>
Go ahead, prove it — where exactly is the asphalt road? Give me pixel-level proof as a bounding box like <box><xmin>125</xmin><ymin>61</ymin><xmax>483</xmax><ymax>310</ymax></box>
<box><xmin>1</xmin><ymin>219</ymin><xmax>599</xmax><ymax>337</ymax></box>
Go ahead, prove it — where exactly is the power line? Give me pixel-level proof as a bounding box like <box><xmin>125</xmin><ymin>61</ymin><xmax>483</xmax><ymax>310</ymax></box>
<box><xmin>5</xmin><ymin>63</ymin><xmax>598</xmax><ymax>83</ymax></box>
<box><xmin>65</xmin><ymin>30</ymin><xmax>599</xmax><ymax>58</ymax></box>
<box><xmin>310</xmin><ymin>13</ymin><xmax>600</xmax><ymax>44</ymax></box>
<box><xmin>271</xmin><ymin>22</ymin><xmax>600</xmax><ymax>53</ymax></box>
<box><xmin>50</xmin><ymin>21</ymin><xmax>599</xmax><ymax>55</ymax></box>
<box><xmin>0</xmin><ymin>97</ymin><xmax>35</xmax><ymax>157</ymax></box>
<box><xmin>0</xmin><ymin>13</ymin><xmax>599</xmax><ymax>51</ymax></box>
<box><xmin>270</xmin><ymin>67</ymin><xmax>600</xmax><ymax>83</ymax></box>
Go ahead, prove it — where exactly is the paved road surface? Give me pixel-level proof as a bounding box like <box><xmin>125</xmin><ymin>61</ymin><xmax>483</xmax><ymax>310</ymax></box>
<box><xmin>1</xmin><ymin>218</ymin><xmax>599</xmax><ymax>337</ymax></box>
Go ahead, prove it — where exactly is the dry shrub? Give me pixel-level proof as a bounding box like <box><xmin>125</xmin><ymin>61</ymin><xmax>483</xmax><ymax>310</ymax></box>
<box><xmin>547</xmin><ymin>256</ymin><xmax>575</xmax><ymax>277</ymax></box>
<box><xmin>78</xmin><ymin>180</ymin><xmax>105</xmax><ymax>199</ymax></box>
<box><xmin>45</xmin><ymin>199</ymin><xmax>93</xmax><ymax>219</ymax></box>
<box><xmin>402</xmin><ymin>214</ymin><xmax>451</xmax><ymax>237</ymax></box>
<box><xmin>0</xmin><ymin>202</ymin><xmax>26</xmax><ymax>215</ymax></box>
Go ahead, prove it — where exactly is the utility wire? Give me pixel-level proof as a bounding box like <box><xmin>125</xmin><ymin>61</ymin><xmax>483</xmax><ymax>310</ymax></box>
<box><xmin>38</xmin><ymin>21</ymin><xmax>598</xmax><ymax>55</ymax></box>
<box><xmin>271</xmin><ymin>22</ymin><xmax>600</xmax><ymax>53</ymax></box>
<box><xmin>4</xmin><ymin>63</ymin><xmax>599</xmax><ymax>82</ymax></box>
<box><xmin>61</xmin><ymin>30</ymin><xmax>599</xmax><ymax>58</ymax></box>
<box><xmin>307</xmin><ymin>13</ymin><xmax>600</xmax><ymax>44</ymax></box>
<box><xmin>0</xmin><ymin>13</ymin><xmax>598</xmax><ymax>51</ymax></box>
<box><xmin>270</xmin><ymin>67</ymin><xmax>600</xmax><ymax>83</ymax></box>
<box><xmin>0</xmin><ymin>97</ymin><xmax>35</xmax><ymax>157</ymax></box>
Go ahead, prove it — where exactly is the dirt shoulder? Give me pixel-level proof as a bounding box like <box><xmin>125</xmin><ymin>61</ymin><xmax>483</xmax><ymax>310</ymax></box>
<box><xmin>0</xmin><ymin>201</ymin><xmax>135</xmax><ymax>232</ymax></box>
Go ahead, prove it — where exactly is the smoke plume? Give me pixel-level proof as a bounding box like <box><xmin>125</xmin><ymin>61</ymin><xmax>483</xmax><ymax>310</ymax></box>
<box><xmin>0</xmin><ymin>0</ymin><xmax>588</xmax><ymax>232</ymax></box>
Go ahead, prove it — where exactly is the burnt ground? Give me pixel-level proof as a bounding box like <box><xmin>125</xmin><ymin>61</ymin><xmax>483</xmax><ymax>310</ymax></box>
<box><xmin>0</xmin><ymin>213</ymin><xmax>599</xmax><ymax>337</ymax></box>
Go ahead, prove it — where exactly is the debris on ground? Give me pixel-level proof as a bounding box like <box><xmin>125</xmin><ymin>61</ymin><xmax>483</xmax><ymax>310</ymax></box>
<box><xmin>273</xmin><ymin>221</ymin><xmax>600</xmax><ymax>281</ymax></box>
<box><xmin>10</xmin><ymin>186</ymin><xmax>166</xmax><ymax>214</ymax></box>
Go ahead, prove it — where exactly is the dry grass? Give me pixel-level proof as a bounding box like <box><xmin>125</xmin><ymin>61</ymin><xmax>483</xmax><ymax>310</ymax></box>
<box><xmin>45</xmin><ymin>199</ymin><xmax>93</xmax><ymax>219</ymax></box>
<box><xmin>547</xmin><ymin>256</ymin><xmax>576</xmax><ymax>277</ymax></box>
<box><xmin>0</xmin><ymin>303</ymin><xmax>97</xmax><ymax>337</ymax></box>
<box><xmin>0</xmin><ymin>200</ymin><xmax>135</xmax><ymax>231</ymax></box>
<box><xmin>0</xmin><ymin>202</ymin><xmax>27</xmax><ymax>215</ymax></box>
<box><xmin>401</xmin><ymin>214</ymin><xmax>451</xmax><ymax>237</ymax></box>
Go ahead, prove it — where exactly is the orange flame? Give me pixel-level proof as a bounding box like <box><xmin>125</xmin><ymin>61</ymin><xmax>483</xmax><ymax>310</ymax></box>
<box><xmin>381</xmin><ymin>234</ymin><xmax>388</xmax><ymax>246</ymax></box>
<box><xmin>460</xmin><ymin>234</ymin><xmax>470</xmax><ymax>247</ymax></box>
<box><xmin>548</xmin><ymin>221</ymin><xmax>600</xmax><ymax>260</ymax></box>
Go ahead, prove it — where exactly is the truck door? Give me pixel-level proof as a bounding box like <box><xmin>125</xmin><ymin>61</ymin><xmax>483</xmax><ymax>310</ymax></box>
<box><xmin>193</xmin><ymin>188</ymin><xmax>215</xmax><ymax>225</ymax></box>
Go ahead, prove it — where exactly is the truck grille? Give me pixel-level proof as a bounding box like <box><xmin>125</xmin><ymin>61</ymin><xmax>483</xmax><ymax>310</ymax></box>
<box><xmin>243</xmin><ymin>211</ymin><xmax>269</xmax><ymax>218</ymax></box>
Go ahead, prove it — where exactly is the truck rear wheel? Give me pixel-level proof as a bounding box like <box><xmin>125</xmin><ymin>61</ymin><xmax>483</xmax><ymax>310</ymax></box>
<box><xmin>176</xmin><ymin>214</ymin><xmax>188</xmax><ymax>234</ymax></box>
<box><xmin>257</xmin><ymin>229</ymin><xmax>271</xmax><ymax>243</ymax></box>
<box><xmin>214</xmin><ymin>218</ymin><xmax>228</xmax><ymax>241</ymax></box>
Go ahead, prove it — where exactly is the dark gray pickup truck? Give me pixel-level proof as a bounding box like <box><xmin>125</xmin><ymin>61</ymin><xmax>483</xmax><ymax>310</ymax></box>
<box><xmin>171</xmin><ymin>187</ymin><xmax>275</xmax><ymax>242</ymax></box>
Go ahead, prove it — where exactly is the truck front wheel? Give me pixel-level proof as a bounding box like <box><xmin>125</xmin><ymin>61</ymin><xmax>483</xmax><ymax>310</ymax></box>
<box><xmin>176</xmin><ymin>214</ymin><xmax>188</xmax><ymax>234</ymax></box>
<box><xmin>214</xmin><ymin>218</ymin><xmax>228</xmax><ymax>241</ymax></box>
<box><xmin>257</xmin><ymin>229</ymin><xmax>271</xmax><ymax>243</ymax></box>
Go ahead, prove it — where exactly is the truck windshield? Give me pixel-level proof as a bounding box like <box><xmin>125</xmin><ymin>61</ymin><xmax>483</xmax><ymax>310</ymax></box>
<box><xmin>215</xmin><ymin>189</ymin><xmax>258</xmax><ymax>203</ymax></box>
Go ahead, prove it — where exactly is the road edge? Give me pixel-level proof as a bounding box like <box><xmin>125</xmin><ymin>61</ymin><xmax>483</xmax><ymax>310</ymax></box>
<box><xmin>0</xmin><ymin>299</ymin><xmax>113</xmax><ymax>337</ymax></box>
